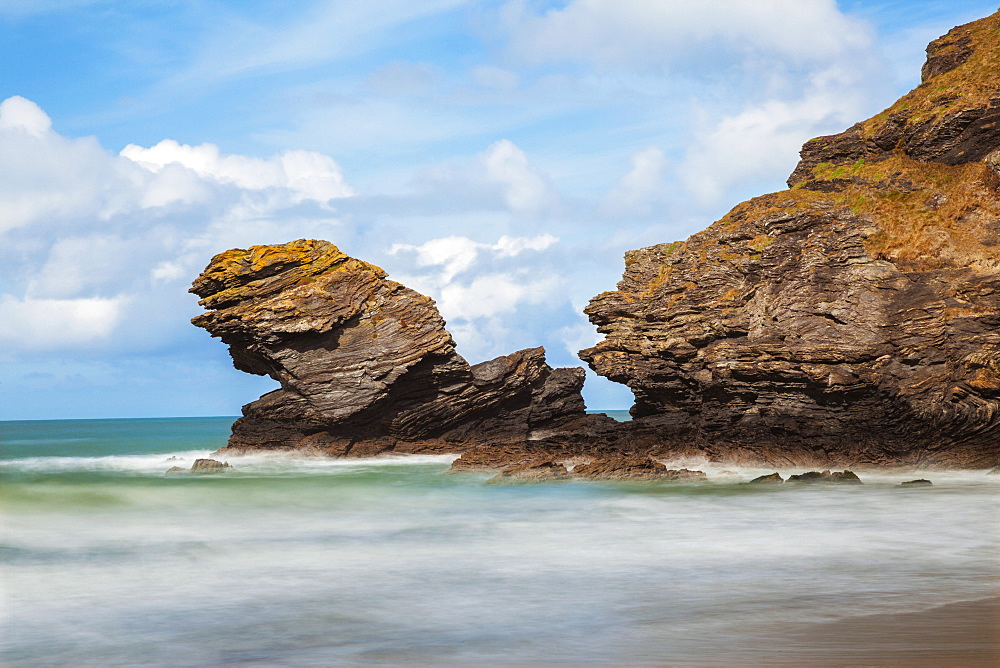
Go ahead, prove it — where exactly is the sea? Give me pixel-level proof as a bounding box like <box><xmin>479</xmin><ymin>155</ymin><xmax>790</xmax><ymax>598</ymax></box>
<box><xmin>2</xmin><ymin>414</ymin><xmax>999</xmax><ymax>666</ymax></box>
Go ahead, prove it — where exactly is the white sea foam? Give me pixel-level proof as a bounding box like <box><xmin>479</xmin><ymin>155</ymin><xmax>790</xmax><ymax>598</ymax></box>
<box><xmin>0</xmin><ymin>450</ymin><xmax>458</xmax><ymax>475</ymax></box>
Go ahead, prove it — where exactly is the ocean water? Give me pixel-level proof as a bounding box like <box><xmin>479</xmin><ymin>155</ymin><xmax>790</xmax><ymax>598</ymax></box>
<box><xmin>2</xmin><ymin>416</ymin><xmax>998</xmax><ymax>666</ymax></box>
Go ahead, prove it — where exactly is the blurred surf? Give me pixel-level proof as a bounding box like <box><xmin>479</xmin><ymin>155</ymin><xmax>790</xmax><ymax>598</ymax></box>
<box><xmin>2</xmin><ymin>416</ymin><xmax>997</xmax><ymax>665</ymax></box>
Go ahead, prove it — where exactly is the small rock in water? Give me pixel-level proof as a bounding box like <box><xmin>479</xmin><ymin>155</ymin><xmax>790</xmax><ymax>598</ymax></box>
<box><xmin>191</xmin><ymin>458</ymin><xmax>233</xmax><ymax>473</ymax></box>
<box><xmin>898</xmin><ymin>479</ymin><xmax>933</xmax><ymax>487</ymax></box>
<box><xmin>572</xmin><ymin>455</ymin><xmax>666</xmax><ymax>480</ymax></box>
<box><xmin>572</xmin><ymin>455</ymin><xmax>705</xmax><ymax>481</ymax></box>
<box><xmin>747</xmin><ymin>472</ymin><xmax>784</xmax><ymax>484</ymax></box>
<box><xmin>165</xmin><ymin>458</ymin><xmax>234</xmax><ymax>475</ymax></box>
<box><xmin>663</xmin><ymin>468</ymin><xmax>708</xmax><ymax>481</ymax></box>
<box><xmin>987</xmin><ymin>467</ymin><xmax>1000</xmax><ymax>475</ymax></box>
<box><xmin>486</xmin><ymin>460</ymin><xmax>569</xmax><ymax>484</ymax></box>
<box><xmin>787</xmin><ymin>470</ymin><xmax>862</xmax><ymax>485</ymax></box>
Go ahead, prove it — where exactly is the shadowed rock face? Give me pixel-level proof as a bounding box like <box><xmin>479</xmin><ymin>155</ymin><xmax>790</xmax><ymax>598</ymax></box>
<box><xmin>580</xmin><ymin>11</ymin><xmax>1000</xmax><ymax>468</ymax></box>
<box><xmin>191</xmin><ymin>240</ymin><xmax>595</xmax><ymax>455</ymax></box>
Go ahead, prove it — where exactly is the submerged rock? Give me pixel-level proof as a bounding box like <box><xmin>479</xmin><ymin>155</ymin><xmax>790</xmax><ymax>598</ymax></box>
<box><xmin>747</xmin><ymin>473</ymin><xmax>784</xmax><ymax>485</ymax></box>
<box><xmin>166</xmin><ymin>458</ymin><xmax>234</xmax><ymax>475</ymax></box>
<box><xmin>579</xmin><ymin>11</ymin><xmax>1000</xmax><ymax>468</ymax></box>
<box><xmin>191</xmin><ymin>458</ymin><xmax>233</xmax><ymax>473</ymax></box>
<box><xmin>787</xmin><ymin>470</ymin><xmax>862</xmax><ymax>485</ymax></box>
<box><xmin>898</xmin><ymin>479</ymin><xmax>933</xmax><ymax>487</ymax></box>
<box><xmin>486</xmin><ymin>460</ymin><xmax>569</xmax><ymax>484</ymax></box>
<box><xmin>191</xmin><ymin>240</ymin><xmax>599</xmax><ymax>456</ymax></box>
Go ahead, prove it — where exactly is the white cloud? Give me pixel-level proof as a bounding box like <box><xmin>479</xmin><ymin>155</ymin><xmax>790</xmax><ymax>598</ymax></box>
<box><xmin>680</xmin><ymin>67</ymin><xmax>872</xmax><ymax>205</ymax></box>
<box><xmin>493</xmin><ymin>233</ymin><xmax>558</xmax><ymax>256</ymax></box>
<box><xmin>150</xmin><ymin>261</ymin><xmax>188</xmax><ymax>285</ymax></box>
<box><xmin>558</xmin><ymin>319</ymin><xmax>601</xmax><ymax>359</ymax></box>
<box><xmin>0</xmin><ymin>102</ymin><xmax>136</xmax><ymax>232</ymax></box>
<box><xmin>603</xmin><ymin>146</ymin><xmax>668</xmax><ymax>216</ymax></box>
<box><xmin>388</xmin><ymin>233</ymin><xmax>564</xmax><ymax>361</ymax></box>
<box><xmin>0</xmin><ymin>295</ymin><xmax>126</xmax><ymax>349</ymax></box>
<box><xmin>482</xmin><ymin>139</ymin><xmax>555</xmax><ymax>213</ymax></box>
<box><xmin>502</xmin><ymin>0</ymin><xmax>872</xmax><ymax>70</ymax></box>
<box><xmin>120</xmin><ymin>140</ymin><xmax>354</xmax><ymax>203</ymax></box>
<box><xmin>0</xmin><ymin>96</ymin><xmax>52</xmax><ymax>136</ymax></box>
<box><xmin>440</xmin><ymin>272</ymin><xmax>560</xmax><ymax>320</ymax></box>
<box><xmin>0</xmin><ymin>101</ymin><xmax>354</xmax><ymax>238</ymax></box>
<box><xmin>390</xmin><ymin>233</ymin><xmax>557</xmax><ymax>283</ymax></box>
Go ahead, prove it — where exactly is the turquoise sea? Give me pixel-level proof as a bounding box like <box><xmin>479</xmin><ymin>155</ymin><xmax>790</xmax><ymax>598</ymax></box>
<box><xmin>2</xmin><ymin>415</ymin><xmax>999</xmax><ymax>665</ymax></box>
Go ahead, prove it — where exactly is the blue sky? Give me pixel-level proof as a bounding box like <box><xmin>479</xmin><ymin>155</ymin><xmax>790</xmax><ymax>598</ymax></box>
<box><xmin>1</xmin><ymin>0</ymin><xmax>996</xmax><ymax>420</ymax></box>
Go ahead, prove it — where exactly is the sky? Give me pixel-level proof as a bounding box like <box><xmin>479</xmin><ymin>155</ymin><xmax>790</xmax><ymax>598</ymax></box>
<box><xmin>1</xmin><ymin>0</ymin><xmax>997</xmax><ymax>420</ymax></box>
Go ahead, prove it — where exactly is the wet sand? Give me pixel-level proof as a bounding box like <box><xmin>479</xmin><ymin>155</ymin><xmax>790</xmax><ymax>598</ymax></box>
<box><xmin>767</xmin><ymin>596</ymin><xmax>1000</xmax><ymax>666</ymax></box>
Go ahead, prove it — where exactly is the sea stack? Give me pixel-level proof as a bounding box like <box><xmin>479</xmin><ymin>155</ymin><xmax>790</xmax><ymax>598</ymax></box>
<box><xmin>579</xmin><ymin>12</ymin><xmax>1000</xmax><ymax>468</ymax></box>
<box><xmin>191</xmin><ymin>239</ymin><xmax>598</xmax><ymax>456</ymax></box>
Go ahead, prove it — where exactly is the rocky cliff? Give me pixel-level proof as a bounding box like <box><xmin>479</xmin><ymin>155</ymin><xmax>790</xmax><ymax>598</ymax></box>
<box><xmin>191</xmin><ymin>239</ymin><xmax>599</xmax><ymax>455</ymax></box>
<box><xmin>580</xmin><ymin>12</ymin><xmax>1000</xmax><ymax>468</ymax></box>
<box><xmin>193</xmin><ymin>13</ymin><xmax>1000</xmax><ymax>469</ymax></box>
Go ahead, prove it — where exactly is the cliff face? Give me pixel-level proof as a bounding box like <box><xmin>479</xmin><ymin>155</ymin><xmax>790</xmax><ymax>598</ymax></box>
<box><xmin>191</xmin><ymin>240</ymin><xmax>594</xmax><ymax>455</ymax></box>
<box><xmin>580</xmin><ymin>12</ymin><xmax>1000</xmax><ymax>467</ymax></box>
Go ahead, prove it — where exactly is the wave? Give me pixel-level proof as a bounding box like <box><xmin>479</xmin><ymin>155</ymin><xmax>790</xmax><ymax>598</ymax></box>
<box><xmin>0</xmin><ymin>450</ymin><xmax>459</xmax><ymax>476</ymax></box>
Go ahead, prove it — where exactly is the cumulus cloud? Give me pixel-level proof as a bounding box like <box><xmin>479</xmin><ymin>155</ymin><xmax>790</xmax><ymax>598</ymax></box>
<box><xmin>0</xmin><ymin>96</ymin><xmax>52</xmax><ymax>136</ymax></box>
<box><xmin>0</xmin><ymin>295</ymin><xmax>126</xmax><ymax>349</ymax></box>
<box><xmin>0</xmin><ymin>99</ymin><xmax>136</xmax><ymax>232</ymax></box>
<box><xmin>121</xmin><ymin>140</ymin><xmax>354</xmax><ymax>203</ymax></box>
<box><xmin>0</xmin><ymin>96</ymin><xmax>354</xmax><ymax>353</ymax></box>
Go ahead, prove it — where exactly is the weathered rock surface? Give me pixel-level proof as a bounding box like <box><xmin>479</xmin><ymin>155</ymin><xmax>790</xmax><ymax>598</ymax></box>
<box><xmin>580</xmin><ymin>11</ymin><xmax>1000</xmax><ymax>469</ymax></box>
<box><xmin>191</xmin><ymin>240</ymin><xmax>598</xmax><ymax>455</ymax></box>
<box><xmin>898</xmin><ymin>479</ymin><xmax>933</xmax><ymax>487</ymax></box>
<box><xmin>787</xmin><ymin>470</ymin><xmax>863</xmax><ymax>485</ymax></box>
<box><xmin>571</xmin><ymin>455</ymin><xmax>705</xmax><ymax>481</ymax></box>
<box><xmin>166</xmin><ymin>458</ymin><xmax>234</xmax><ymax>475</ymax></box>
<box><xmin>486</xmin><ymin>460</ymin><xmax>570</xmax><ymax>484</ymax></box>
<box><xmin>747</xmin><ymin>473</ymin><xmax>784</xmax><ymax>485</ymax></box>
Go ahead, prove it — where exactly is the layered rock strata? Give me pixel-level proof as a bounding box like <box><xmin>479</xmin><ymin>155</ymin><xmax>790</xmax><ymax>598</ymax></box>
<box><xmin>191</xmin><ymin>239</ymin><xmax>600</xmax><ymax>455</ymax></box>
<box><xmin>193</xmin><ymin>13</ymin><xmax>1000</xmax><ymax>470</ymax></box>
<box><xmin>580</xmin><ymin>11</ymin><xmax>1000</xmax><ymax>468</ymax></box>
